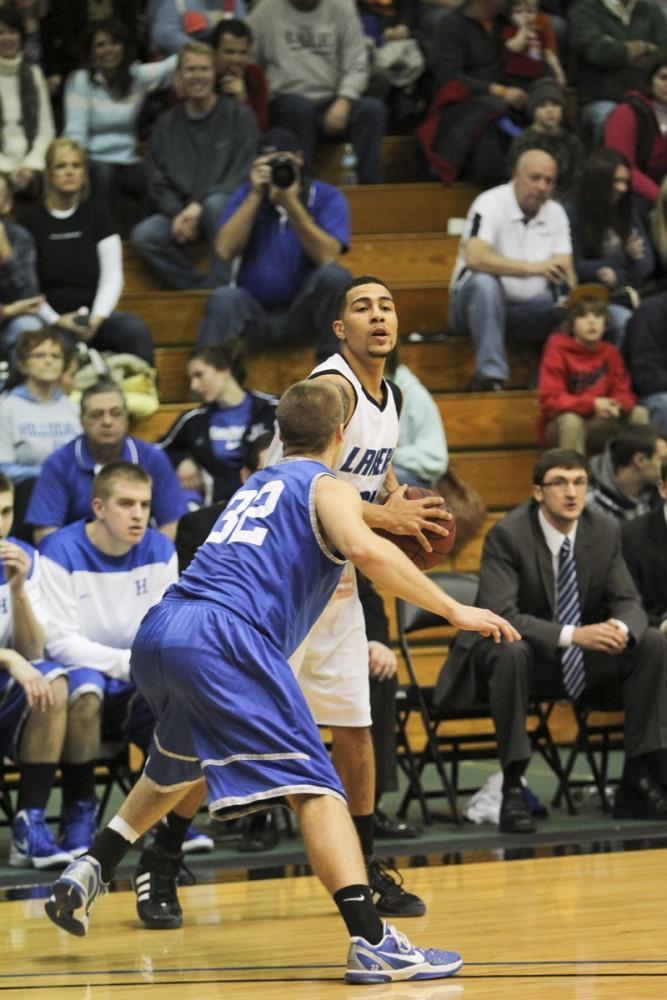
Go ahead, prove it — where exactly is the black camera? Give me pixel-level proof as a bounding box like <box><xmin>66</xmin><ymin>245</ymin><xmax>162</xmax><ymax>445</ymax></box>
<box><xmin>270</xmin><ymin>155</ymin><xmax>297</xmax><ymax>188</ymax></box>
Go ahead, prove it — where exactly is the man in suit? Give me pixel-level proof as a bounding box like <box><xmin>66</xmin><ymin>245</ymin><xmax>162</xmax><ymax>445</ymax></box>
<box><xmin>622</xmin><ymin>455</ymin><xmax>667</xmax><ymax>632</ymax></box>
<box><xmin>436</xmin><ymin>448</ymin><xmax>667</xmax><ymax>833</ymax></box>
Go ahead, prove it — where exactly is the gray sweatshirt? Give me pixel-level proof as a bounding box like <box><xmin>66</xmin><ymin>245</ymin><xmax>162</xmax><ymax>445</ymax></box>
<box><xmin>248</xmin><ymin>0</ymin><xmax>369</xmax><ymax>103</ymax></box>
<box><xmin>0</xmin><ymin>386</ymin><xmax>81</xmax><ymax>481</ymax></box>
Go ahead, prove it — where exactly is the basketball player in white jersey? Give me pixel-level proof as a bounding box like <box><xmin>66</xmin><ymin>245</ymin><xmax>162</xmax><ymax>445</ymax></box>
<box><xmin>286</xmin><ymin>275</ymin><xmax>451</xmax><ymax>917</ymax></box>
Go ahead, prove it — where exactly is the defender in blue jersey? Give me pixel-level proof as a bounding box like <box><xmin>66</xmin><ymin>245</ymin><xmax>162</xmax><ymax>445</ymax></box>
<box><xmin>0</xmin><ymin>473</ymin><xmax>71</xmax><ymax>870</ymax></box>
<box><xmin>45</xmin><ymin>380</ymin><xmax>519</xmax><ymax>984</ymax></box>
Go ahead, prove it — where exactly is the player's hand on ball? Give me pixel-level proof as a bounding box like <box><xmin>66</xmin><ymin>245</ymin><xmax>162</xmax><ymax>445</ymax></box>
<box><xmin>383</xmin><ymin>485</ymin><xmax>452</xmax><ymax>552</ymax></box>
<box><xmin>448</xmin><ymin>603</ymin><xmax>521</xmax><ymax>643</ymax></box>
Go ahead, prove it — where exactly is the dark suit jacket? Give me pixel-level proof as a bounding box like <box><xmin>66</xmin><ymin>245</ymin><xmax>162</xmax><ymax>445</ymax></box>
<box><xmin>435</xmin><ymin>500</ymin><xmax>647</xmax><ymax>708</ymax></box>
<box><xmin>621</xmin><ymin>507</ymin><xmax>667</xmax><ymax>629</ymax></box>
<box><xmin>175</xmin><ymin>502</ymin><xmax>226</xmax><ymax>574</ymax></box>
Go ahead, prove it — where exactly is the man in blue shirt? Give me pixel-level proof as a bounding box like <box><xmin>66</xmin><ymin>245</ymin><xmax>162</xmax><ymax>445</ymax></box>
<box><xmin>197</xmin><ymin>127</ymin><xmax>351</xmax><ymax>360</ymax></box>
<box><xmin>26</xmin><ymin>380</ymin><xmax>189</xmax><ymax>544</ymax></box>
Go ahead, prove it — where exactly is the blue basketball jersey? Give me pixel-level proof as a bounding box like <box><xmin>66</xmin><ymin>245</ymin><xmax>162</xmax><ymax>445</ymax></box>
<box><xmin>169</xmin><ymin>459</ymin><xmax>346</xmax><ymax>656</ymax></box>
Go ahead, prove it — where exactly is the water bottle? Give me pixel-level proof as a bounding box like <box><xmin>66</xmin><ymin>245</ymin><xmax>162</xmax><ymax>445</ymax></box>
<box><xmin>341</xmin><ymin>143</ymin><xmax>359</xmax><ymax>185</ymax></box>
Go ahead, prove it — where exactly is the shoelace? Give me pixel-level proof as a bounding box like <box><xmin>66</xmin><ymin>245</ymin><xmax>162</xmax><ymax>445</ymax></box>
<box><xmin>370</xmin><ymin>858</ymin><xmax>405</xmax><ymax>891</ymax></box>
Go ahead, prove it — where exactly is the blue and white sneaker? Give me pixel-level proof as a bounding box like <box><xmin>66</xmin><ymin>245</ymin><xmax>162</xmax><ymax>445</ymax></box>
<box><xmin>60</xmin><ymin>799</ymin><xmax>99</xmax><ymax>858</ymax></box>
<box><xmin>182</xmin><ymin>824</ymin><xmax>214</xmax><ymax>854</ymax></box>
<box><xmin>45</xmin><ymin>855</ymin><xmax>108</xmax><ymax>937</ymax></box>
<box><xmin>9</xmin><ymin>809</ymin><xmax>73</xmax><ymax>869</ymax></box>
<box><xmin>345</xmin><ymin>921</ymin><xmax>463</xmax><ymax>984</ymax></box>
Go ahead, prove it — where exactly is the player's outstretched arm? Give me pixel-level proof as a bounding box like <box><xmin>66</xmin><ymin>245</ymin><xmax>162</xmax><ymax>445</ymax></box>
<box><xmin>316</xmin><ymin>477</ymin><xmax>519</xmax><ymax>643</ymax></box>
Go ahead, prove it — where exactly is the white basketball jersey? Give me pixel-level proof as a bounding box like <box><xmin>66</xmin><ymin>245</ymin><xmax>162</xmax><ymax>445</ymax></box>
<box><xmin>310</xmin><ymin>353</ymin><xmax>400</xmax><ymax>503</ymax></box>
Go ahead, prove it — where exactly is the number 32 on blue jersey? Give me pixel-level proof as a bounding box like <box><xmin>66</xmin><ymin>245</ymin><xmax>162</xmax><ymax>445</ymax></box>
<box><xmin>208</xmin><ymin>480</ymin><xmax>285</xmax><ymax>547</ymax></box>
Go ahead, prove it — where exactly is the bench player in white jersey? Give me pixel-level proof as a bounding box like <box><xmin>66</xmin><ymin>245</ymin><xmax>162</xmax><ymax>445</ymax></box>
<box><xmin>0</xmin><ymin>472</ymin><xmax>71</xmax><ymax>870</ymax></box>
<box><xmin>44</xmin><ymin>379</ymin><xmax>518</xmax><ymax>983</ymax></box>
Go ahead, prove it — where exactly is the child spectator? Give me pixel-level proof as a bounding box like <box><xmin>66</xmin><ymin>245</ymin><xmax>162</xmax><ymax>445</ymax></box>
<box><xmin>507</xmin><ymin>78</ymin><xmax>585</xmax><ymax>201</ymax></box>
<box><xmin>502</xmin><ymin>0</ymin><xmax>565</xmax><ymax>86</ymax></box>
<box><xmin>538</xmin><ymin>293</ymin><xmax>649</xmax><ymax>455</ymax></box>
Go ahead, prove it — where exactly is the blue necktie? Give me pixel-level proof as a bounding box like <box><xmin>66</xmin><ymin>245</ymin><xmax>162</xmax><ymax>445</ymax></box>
<box><xmin>556</xmin><ymin>536</ymin><xmax>586</xmax><ymax>701</ymax></box>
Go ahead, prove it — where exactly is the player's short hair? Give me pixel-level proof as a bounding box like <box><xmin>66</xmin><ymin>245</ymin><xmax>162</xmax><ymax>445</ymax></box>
<box><xmin>609</xmin><ymin>425</ymin><xmax>664</xmax><ymax>471</ymax></box>
<box><xmin>80</xmin><ymin>379</ymin><xmax>127</xmax><ymax>416</ymax></box>
<box><xmin>0</xmin><ymin>472</ymin><xmax>14</xmax><ymax>496</ymax></box>
<box><xmin>334</xmin><ymin>275</ymin><xmax>392</xmax><ymax>318</ymax></box>
<box><xmin>92</xmin><ymin>461</ymin><xmax>152</xmax><ymax>504</ymax></box>
<box><xmin>177</xmin><ymin>40</ymin><xmax>216</xmax><ymax>68</ymax></box>
<box><xmin>277</xmin><ymin>380</ymin><xmax>346</xmax><ymax>456</ymax></box>
<box><xmin>533</xmin><ymin>449</ymin><xmax>588</xmax><ymax>485</ymax></box>
<box><xmin>210</xmin><ymin>17</ymin><xmax>252</xmax><ymax>47</ymax></box>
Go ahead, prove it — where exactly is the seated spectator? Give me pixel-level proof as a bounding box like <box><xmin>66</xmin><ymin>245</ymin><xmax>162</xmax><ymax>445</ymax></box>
<box><xmin>20</xmin><ymin>138</ymin><xmax>154</xmax><ymax>365</ymax></box>
<box><xmin>0</xmin><ymin>472</ymin><xmax>71</xmax><ymax>869</ymax></box>
<box><xmin>624</xmin><ymin>290</ymin><xmax>667</xmax><ymax>434</ymax></box>
<box><xmin>198</xmin><ymin>128</ymin><xmax>351</xmax><ymax>359</ymax></box>
<box><xmin>157</xmin><ymin>339</ymin><xmax>277</xmax><ymax>505</ymax></box>
<box><xmin>63</xmin><ymin>17</ymin><xmax>176</xmax><ymax>208</ymax></box>
<box><xmin>38</xmin><ymin>461</ymin><xmax>178</xmax><ymax>858</ymax></box>
<box><xmin>437</xmin><ymin>448</ymin><xmax>667</xmax><ymax>833</ymax></box>
<box><xmin>146</xmin><ymin>0</ymin><xmax>246</xmax><ymax>57</ymax></box>
<box><xmin>622</xmin><ymin>454</ymin><xmax>667</xmax><ymax>633</ymax></box>
<box><xmin>569</xmin><ymin>0</ymin><xmax>667</xmax><ymax>142</ymax></box>
<box><xmin>205</xmin><ymin>19</ymin><xmax>268</xmax><ymax>129</ymax></box>
<box><xmin>130</xmin><ymin>41</ymin><xmax>257</xmax><ymax>290</ymax></box>
<box><xmin>385</xmin><ymin>346</ymin><xmax>448</xmax><ymax>488</ymax></box>
<box><xmin>448</xmin><ymin>149</ymin><xmax>574</xmax><ymax>391</ymax></box>
<box><xmin>25</xmin><ymin>379</ymin><xmax>189</xmax><ymax>543</ymax></box>
<box><xmin>565</xmin><ymin>148</ymin><xmax>655</xmax><ymax>350</ymax></box>
<box><xmin>0</xmin><ymin>172</ymin><xmax>48</xmax><ymax>360</ymax></box>
<box><xmin>507</xmin><ymin>78</ymin><xmax>584</xmax><ymax>202</ymax></box>
<box><xmin>419</xmin><ymin>0</ymin><xmax>529</xmax><ymax>186</ymax></box>
<box><xmin>0</xmin><ymin>328</ymin><xmax>80</xmax><ymax>538</ymax></box>
<box><xmin>248</xmin><ymin>0</ymin><xmax>386</xmax><ymax>184</ymax></box>
<box><xmin>604</xmin><ymin>50</ymin><xmax>667</xmax><ymax>207</ymax></box>
<box><xmin>587</xmin><ymin>424</ymin><xmax>667</xmax><ymax>520</ymax></box>
<box><xmin>502</xmin><ymin>0</ymin><xmax>565</xmax><ymax>85</ymax></box>
<box><xmin>538</xmin><ymin>294</ymin><xmax>649</xmax><ymax>456</ymax></box>
<box><xmin>0</xmin><ymin>5</ymin><xmax>54</xmax><ymax>198</ymax></box>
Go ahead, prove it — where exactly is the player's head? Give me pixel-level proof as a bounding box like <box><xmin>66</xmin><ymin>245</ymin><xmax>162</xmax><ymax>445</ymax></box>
<box><xmin>0</xmin><ymin>472</ymin><xmax>14</xmax><ymax>540</ymax></box>
<box><xmin>277</xmin><ymin>380</ymin><xmax>346</xmax><ymax>458</ymax></box>
<box><xmin>332</xmin><ymin>275</ymin><xmax>398</xmax><ymax>361</ymax></box>
<box><xmin>91</xmin><ymin>461</ymin><xmax>152</xmax><ymax>548</ymax></box>
<box><xmin>532</xmin><ymin>448</ymin><xmax>589</xmax><ymax>528</ymax></box>
<box><xmin>81</xmin><ymin>379</ymin><xmax>129</xmax><ymax>450</ymax></box>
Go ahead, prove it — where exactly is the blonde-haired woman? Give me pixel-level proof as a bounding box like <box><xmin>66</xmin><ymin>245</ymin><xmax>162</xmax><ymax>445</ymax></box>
<box><xmin>20</xmin><ymin>137</ymin><xmax>154</xmax><ymax>363</ymax></box>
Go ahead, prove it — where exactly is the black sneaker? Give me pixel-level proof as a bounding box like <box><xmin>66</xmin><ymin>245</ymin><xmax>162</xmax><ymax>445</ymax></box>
<box><xmin>366</xmin><ymin>856</ymin><xmax>426</xmax><ymax>917</ymax></box>
<box><xmin>133</xmin><ymin>844</ymin><xmax>189</xmax><ymax>930</ymax></box>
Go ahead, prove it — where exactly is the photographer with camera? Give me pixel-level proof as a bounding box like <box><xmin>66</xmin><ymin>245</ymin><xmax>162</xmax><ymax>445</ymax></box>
<box><xmin>197</xmin><ymin>128</ymin><xmax>351</xmax><ymax>359</ymax></box>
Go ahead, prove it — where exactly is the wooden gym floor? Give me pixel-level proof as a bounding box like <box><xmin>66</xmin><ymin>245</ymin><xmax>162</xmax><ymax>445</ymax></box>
<box><xmin>4</xmin><ymin>847</ymin><xmax>667</xmax><ymax>998</ymax></box>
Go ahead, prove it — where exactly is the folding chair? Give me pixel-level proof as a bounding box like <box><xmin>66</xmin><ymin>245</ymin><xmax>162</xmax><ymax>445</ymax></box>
<box><xmin>394</xmin><ymin>571</ymin><xmax>576</xmax><ymax>823</ymax></box>
<box><xmin>551</xmin><ymin>703</ymin><xmax>624</xmax><ymax>812</ymax></box>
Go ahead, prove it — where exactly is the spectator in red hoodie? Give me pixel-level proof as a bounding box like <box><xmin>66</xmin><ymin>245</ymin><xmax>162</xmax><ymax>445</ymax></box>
<box><xmin>538</xmin><ymin>293</ymin><xmax>650</xmax><ymax>455</ymax></box>
<box><xmin>210</xmin><ymin>19</ymin><xmax>268</xmax><ymax>129</ymax></box>
<box><xmin>604</xmin><ymin>50</ymin><xmax>667</xmax><ymax>206</ymax></box>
